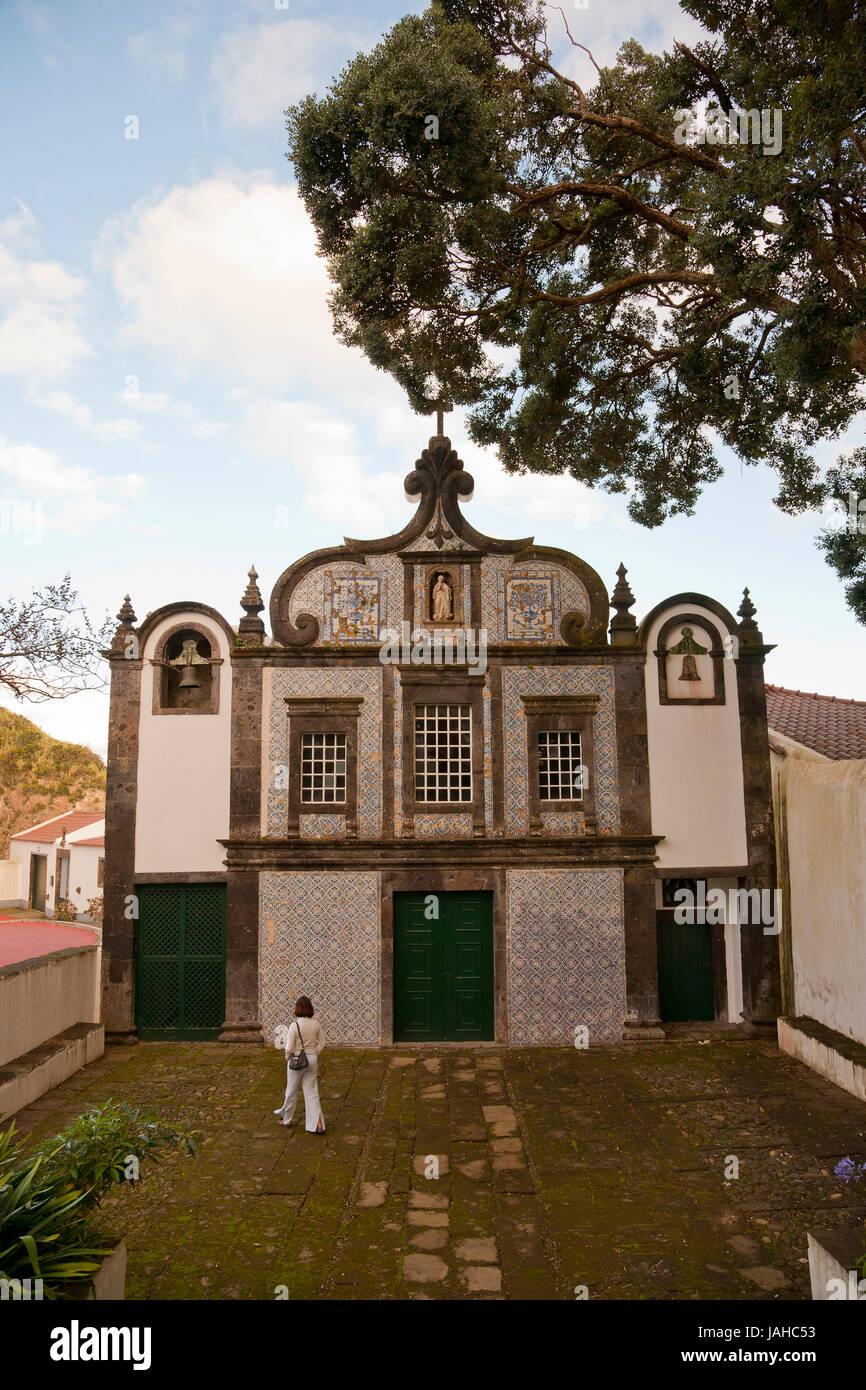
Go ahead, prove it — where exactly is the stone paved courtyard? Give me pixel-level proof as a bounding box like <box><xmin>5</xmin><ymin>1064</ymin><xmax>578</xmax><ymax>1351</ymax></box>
<box><xmin>13</xmin><ymin>1038</ymin><xmax>866</xmax><ymax>1300</ymax></box>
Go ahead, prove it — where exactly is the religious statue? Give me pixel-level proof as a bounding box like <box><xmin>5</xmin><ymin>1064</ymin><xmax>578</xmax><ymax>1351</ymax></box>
<box><xmin>431</xmin><ymin>573</ymin><xmax>453</xmax><ymax>621</ymax></box>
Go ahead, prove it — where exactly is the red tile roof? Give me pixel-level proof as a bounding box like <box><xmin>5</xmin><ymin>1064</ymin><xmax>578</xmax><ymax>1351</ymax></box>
<box><xmin>10</xmin><ymin>811</ymin><xmax>104</xmax><ymax>844</ymax></box>
<box><xmin>766</xmin><ymin>685</ymin><xmax>866</xmax><ymax>760</ymax></box>
<box><xmin>72</xmin><ymin>836</ymin><xmax>104</xmax><ymax>848</ymax></box>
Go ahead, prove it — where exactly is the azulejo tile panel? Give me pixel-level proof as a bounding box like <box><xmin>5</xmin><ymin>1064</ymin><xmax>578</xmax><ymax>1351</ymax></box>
<box><xmin>392</xmin><ymin>665</ymin><xmax>403</xmax><ymax>837</ymax></box>
<box><xmin>506</xmin><ymin>869</ymin><xmax>625</xmax><ymax>1045</ymax></box>
<box><xmin>480</xmin><ymin>556</ymin><xmax>590</xmax><ymax>643</ymax></box>
<box><xmin>288</xmin><ymin>555</ymin><xmax>404</xmax><ymax>645</ymax></box>
<box><xmin>541</xmin><ymin>811</ymin><xmax>585</xmax><ymax>835</ymax></box>
<box><xmin>299</xmin><ymin>815</ymin><xmax>345</xmax><ymax>839</ymax></box>
<box><xmin>413</xmin><ymin>813</ymin><xmax>474</xmax><ymax>837</ymax></box>
<box><xmin>260</xmin><ymin>871</ymin><xmax>381</xmax><ymax>1046</ymax></box>
<box><xmin>266</xmin><ymin>669</ymin><xmax>382</xmax><ymax>836</ymax></box>
<box><xmin>502</xmin><ymin>666</ymin><xmax>619</xmax><ymax>835</ymax></box>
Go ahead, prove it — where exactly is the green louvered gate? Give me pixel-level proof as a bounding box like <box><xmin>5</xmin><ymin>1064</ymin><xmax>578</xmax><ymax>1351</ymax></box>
<box><xmin>135</xmin><ymin>884</ymin><xmax>226</xmax><ymax>1040</ymax></box>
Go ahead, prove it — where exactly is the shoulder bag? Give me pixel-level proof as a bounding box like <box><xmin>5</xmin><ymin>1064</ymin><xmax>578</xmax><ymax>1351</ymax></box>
<box><xmin>288</xmin><ymin>1017</ymin><xmax>310</xmax><ymax>1071</ymax></box>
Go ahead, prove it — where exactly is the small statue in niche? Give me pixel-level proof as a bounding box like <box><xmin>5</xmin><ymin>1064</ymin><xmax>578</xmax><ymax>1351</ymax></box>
<box><xmin>668</xmin><ymin>626</ymin><xmax>707</xmax><ymax>682</ymax></box>
<box><xmin>431</xmin><ymin>572</ymin><xmax>453</xmax><ymax>622</ymax></box>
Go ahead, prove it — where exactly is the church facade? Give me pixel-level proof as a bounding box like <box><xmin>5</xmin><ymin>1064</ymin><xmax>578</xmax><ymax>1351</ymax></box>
<box><xmin>102</xmin><ymin>431</ymin><xmax>780</xmax><ymax>1047</ymax></box>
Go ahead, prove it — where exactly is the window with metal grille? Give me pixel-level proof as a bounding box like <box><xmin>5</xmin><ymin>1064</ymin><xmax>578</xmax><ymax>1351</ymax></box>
<box><xmin>538</xmin><ymin>729</ymin><xmax>583</xmax><ymax>801</ymax></box>
<box><xmin>300</xmin><ymin>732</ymin><xmax>347</xmax><ymax>803</ymax></box>
<box><xmin>414</xmin><ymin>703</ymin><xmax>472</xmax><ymax>802</ymax></box>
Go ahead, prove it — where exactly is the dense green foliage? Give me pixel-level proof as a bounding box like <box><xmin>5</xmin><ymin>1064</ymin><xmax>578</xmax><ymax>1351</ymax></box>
<box><xmin>288</xmin><ymin>0</ymin><xmax>866</xmax><ymax>620</ymax></box>
<box><xmin>0</xmin><ymin>1103</ymin><xmax>197</xmax><ymax>1297</ymax></box>
<box><xmin>0</xmin><ymin>706</ymin><xmax>104</xmax><ymax>856</ymax></box>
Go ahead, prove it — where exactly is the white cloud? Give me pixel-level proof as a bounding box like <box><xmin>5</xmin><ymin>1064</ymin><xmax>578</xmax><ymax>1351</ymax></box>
<box><xmin>99</xmin><ymin>173</ymin><xmax>404</xmax><ymax>418</ymax></box>
<box><xmin>0</xmin><ymin>208</ymin><xmax>90</xmax><ymax>378</ymax></box>
<box><xmin>0</xmin><ymin>436</ymin><xmax>146</xmax><ymax>532</ymax></box>
<box><xmin>243</xmin><ymin>395</ymin><xmax>403</xmax><ymax>534</ymax></box>
<box><xmin>26</xmin><ymin>387</ymin><xmax>142</xmax><ymax>442</ymax></box>
<box><xmin>209</xmin><ymin>19</ymin><xmax>356</xmax><ymax>129</ymax></box>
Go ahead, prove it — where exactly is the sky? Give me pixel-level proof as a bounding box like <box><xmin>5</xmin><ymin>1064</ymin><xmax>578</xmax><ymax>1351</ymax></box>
<box><xmin>0</xmin><ymin>0</ymin><xmax>863</xmax><ymax>760</ymax></box>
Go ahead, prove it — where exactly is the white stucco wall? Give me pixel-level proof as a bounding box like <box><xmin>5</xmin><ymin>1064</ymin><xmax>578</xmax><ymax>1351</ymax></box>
<box><xmin>0</xmin><ymin>858</ymin><xmax>25</xmax><ymax>906</ymax></box>
<box><xmin>645</xmin><ymin>602</ymin><xmax>748</xmax><ymax>870</ymax></box>
<box><xmin>780</xmin><ymin>753</ymin><xmax>866</xmax><ymax>1046</ymax></box>
<box><xmin>135</xmin><ymin>613</ymin><xmax>232</xmax><ymax>873</ymax></box>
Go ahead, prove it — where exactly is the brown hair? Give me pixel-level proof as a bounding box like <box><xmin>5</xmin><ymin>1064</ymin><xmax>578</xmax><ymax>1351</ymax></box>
<box><xmin>294</xmin><ymin>996</ymin><xmax>314</xmax><ymax>1018</ymax></box>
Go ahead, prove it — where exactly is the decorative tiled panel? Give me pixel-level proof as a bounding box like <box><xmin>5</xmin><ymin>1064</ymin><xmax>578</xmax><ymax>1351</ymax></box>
<box><xmin>506</xmin><ymin>869</ymin><xmax>625</xmax><ymax>1044</ymax></box>
<box><xmin>260</xmin><ymin>871</ymin><xmax>381</xmax><ymax>1045</ymax></box>
<box><xmin>502</xmin><ymin>667</ymin><xmax>619</xmax><ymax>834</ymax></box>
<box><xmin>393</xmin><ymin>666</ymin><xmax>403</xmax><ymax>836</ymax></box>
<box><xmin>480</xmin><ymin>556</ymin><xmax>590</xmax><ymax>644</ymax></box>
<box><xmin>482</xmin><ymin>681</ymin><xmax>494</xmax><ymax>834</ymax></box>
<box><xmin>288</xmin><ymin>554</ymin><xmax>404</xmax><ymax>645</ymax></box>
<box><xmin>541</xmin><ymin>811</ymin><xmax>585</xmax><ymax>835</ymax></box>
<box><xmin>413</xmin><ymin>813</ymin><xmax>474</xmax><ymax>837</ymax></box>
<box><xmin>266</xmin><ymin>669</ymin><xmax>382</xmax><ymax>836</ymax></box>
<box><xmin>299</xmin><ymin>815</ymin><xmax>345</xmax><ymax>838</ymax></box>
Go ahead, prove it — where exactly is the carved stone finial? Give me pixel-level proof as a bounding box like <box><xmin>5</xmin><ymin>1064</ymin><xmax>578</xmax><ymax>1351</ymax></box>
<box><xmin>737</xmin><ymin>587</ymin><xmax>757</xmax><ymax>628</ymax></box>
<box><xmin>239</xmin><ymin>564</ymin><xmax>266</xmax><ymax>640</ymax></box>
<box><xmin>110</xmin><ymin>594</ymin><xmax>138</xmax><ymax>654</ymax></box>
<box><xmin>609</xmin><ymin>563</ymin><xmax>637</xmax><ymax>645</ymax></box>
<box><xmin>117</xmin><ymin>594</ymin><xmax>136</xmax><ymax>627</ymax></box>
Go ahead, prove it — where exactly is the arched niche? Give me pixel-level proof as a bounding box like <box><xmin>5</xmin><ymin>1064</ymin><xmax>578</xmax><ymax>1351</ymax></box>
<box><xmin>152</xmin><ymin>624</ymin><xmax>222</xmax><ymax>714</ymax></box>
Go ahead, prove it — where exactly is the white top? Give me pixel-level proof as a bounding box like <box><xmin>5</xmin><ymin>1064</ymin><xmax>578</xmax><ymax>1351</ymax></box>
<box><xmin>284</xmin><ymin>1016</ymin><xmax>326</xmax><ymax>1057</ymax></box>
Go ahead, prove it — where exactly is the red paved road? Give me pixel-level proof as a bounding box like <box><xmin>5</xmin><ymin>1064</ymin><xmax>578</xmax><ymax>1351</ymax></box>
<box><xmin>0</xmin><ymin>920</ymin><xmax>98</xmax><ymax>967</ymax></box>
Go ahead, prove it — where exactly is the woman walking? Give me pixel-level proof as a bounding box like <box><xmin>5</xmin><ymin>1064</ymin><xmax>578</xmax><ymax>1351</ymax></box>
<box><xmin>274</xmin><ymin>996</ymin><xmax>326</xmax><ymax>1133</ymax></box>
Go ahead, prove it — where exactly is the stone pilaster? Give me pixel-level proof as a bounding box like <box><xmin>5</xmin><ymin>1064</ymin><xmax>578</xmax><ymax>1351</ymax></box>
<box><xmin>735</xmin><ymin>591</ymin><xmax>781</xmax><ymax>1031</ymax></box>
<box><xmin>612</xmin><ymin>648</ymin><xmax>664</xmax><ymax>1038</ymax></box>
<box><xmin>102</xmin><ymin>597</ymin><xmax>141</xmax><ymax>1043</ymax></box>
<box><xmin>221</xmin><ymin>653</ymin><xmax>264</xmax><ymax>1043</ymax></box>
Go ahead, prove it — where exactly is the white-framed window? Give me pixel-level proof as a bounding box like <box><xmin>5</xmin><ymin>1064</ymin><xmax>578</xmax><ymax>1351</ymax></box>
<box><xmin>538</xmin><ymin>729</ymin><xmax>583</xmax><ymax>801</ymax></box>
<box><xmin>414</xmin><ymin>703</ymin><xmax>472</xmax><ymax>803</ymax></box>
<box><xmin>300</xmin><ymin>731</ymin><xmax>347</xmax><ymax>804</ymax></box>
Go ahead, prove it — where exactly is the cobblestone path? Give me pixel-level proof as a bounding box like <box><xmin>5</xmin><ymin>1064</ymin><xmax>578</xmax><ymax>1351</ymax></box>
<box><xmin>13</xmin><ymin>1039</ymin><xmax>866</xmax><ymax>1300</ymax></box>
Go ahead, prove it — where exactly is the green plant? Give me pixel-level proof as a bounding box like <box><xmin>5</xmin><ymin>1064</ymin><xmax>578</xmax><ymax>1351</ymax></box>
<box><xmin>35</xmin><ymin>1100</ymin><xmax>198</xmax><ymax>1201</ymax></box>
<box><xmin>52</xmin><ymin>898</ymin><xmax>77</xmax><ymax>922</ymax></box>
<box><xmin>85</xmin><ymin>894</ymin><xmax>103</xmax><ymax>924</ymax></box>
<box><xmin>0</xmin><ymin>1102</ymin><xmax>197</xmax><ymax>1297</ymax></box>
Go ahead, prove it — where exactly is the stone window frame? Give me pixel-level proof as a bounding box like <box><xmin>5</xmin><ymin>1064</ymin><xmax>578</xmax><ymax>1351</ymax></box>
<box><xmin>284</xmin><ymin>697</ymin><xmax>363</xmax><ymax>838</ymax></box>
<box><xmin>400</xmin><ymin>670</ymin><xmax>486</xmax><ymax>835</ymax></box>
<box><xmin>655</xmin><ymin>612</ymin><xmax>726</xmax><ymax>706</ymax></box>
<box><xmin>521</xmin><ymin>694</ymin><xmax>600</xmax><ymax>834</ymax></box>
<box><xmin>97</xmin><ymin>856</ymin><xmax>105</xmax><ymax>888</ymax></box>
<box><xmin>150</xmin><ymin>623</ymin><xmax>223</xmax><ymax>715</ymax></box>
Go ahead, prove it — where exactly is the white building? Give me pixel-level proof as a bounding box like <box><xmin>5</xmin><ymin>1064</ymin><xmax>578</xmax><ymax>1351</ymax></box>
<box><xmin>5</xmin><ymin>811</ymin><xmax>105</xmax><ymax>919</ymax></box>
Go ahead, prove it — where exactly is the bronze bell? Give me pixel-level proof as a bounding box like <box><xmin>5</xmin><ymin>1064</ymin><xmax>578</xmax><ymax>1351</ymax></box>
<box><xmin>679</xmin><ymin>652</ymin><xmax>700</xmax><ymax>681</ymax></box>
<box><xmin>177</xmin><ymin>662</ymin><xmax>201</xmax><ymax>689</ymax></box>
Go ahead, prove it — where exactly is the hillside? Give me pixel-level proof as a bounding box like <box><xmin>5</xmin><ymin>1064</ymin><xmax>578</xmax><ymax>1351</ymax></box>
<box><xmin>0</xmin><ymin>707</ymin><xmax>105</xmax><ymax>856</ymax></box>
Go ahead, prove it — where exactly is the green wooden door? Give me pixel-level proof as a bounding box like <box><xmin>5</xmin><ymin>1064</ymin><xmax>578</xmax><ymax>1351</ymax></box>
<box><xmin>135</xmin><ymin>883</ymin><xmax>226</xmax><ymax>1040</ymax></box>
<box><xmin>657</xmin><ymin>917</ymin><xmax>715</xmax><ymax>1021</ymax></box>
<box><xmin>394</xmin><ymin>892</ymin><xmax>494</xmax><ymax>1042</ymax></box>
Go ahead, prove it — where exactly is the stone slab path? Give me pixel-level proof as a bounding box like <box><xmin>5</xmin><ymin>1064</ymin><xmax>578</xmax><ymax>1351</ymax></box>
<box><xmin>12</xmin><ymin>1039</ymin><xmax>866</xmax><ymax>1300</ymax></box>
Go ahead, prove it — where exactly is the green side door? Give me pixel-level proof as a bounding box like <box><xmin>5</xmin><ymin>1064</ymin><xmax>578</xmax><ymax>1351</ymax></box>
<box><xmin>394</xmin><ymin>891</ymin><xmax>494</xmax><ymax>1042</ymax></box>
<box><xmin>657</xmin><ymin>917</ymin><xmax>715</xmax><ymax>1022</ymax></box>
<box><xmin>135</xmin><ymin>883</ymin><xmax>226</xmax><ymax>1040</ymax></box>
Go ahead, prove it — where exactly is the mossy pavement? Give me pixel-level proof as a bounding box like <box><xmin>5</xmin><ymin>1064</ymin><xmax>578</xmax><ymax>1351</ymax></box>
<box><xmin>12</xmin><ymin>1038</ymin><xmax>866</xmax><ymax>1300</ymax></box>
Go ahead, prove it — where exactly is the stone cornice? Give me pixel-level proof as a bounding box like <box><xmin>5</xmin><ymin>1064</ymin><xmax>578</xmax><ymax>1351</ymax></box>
<box><xmin>219</xmin><ymin>834</ymin><xmax>662</xmax><ymax>871</ymax></box>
